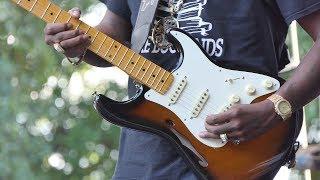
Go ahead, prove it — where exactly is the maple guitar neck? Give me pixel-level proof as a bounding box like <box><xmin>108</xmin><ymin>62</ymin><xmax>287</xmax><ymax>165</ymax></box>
<box><xmin>12</xmin><ymin>0</ymin><xmax>174</xmax><ymax>94</ymax></box>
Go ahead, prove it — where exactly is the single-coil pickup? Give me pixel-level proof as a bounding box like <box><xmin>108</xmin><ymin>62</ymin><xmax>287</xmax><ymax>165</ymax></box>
<box><xmin>169</xmin><ymin>77</ymin><xmax>187</xmax><ymax>104</ymax></box>
<box><xmin>191</xmin><ymin>90</ymin><xmax>209</xmax><ymax>118</ymax></box>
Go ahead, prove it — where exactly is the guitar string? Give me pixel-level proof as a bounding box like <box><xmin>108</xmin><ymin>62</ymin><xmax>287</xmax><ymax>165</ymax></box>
<box><xmin>154</xmin><ymin>85</ymin><xmax>235</xmax><ymax>116</ymax></box>
<box><xmin>166</xmin><ymin>95</ymin><xmax>222</xmax><ymax>121</ymax></box>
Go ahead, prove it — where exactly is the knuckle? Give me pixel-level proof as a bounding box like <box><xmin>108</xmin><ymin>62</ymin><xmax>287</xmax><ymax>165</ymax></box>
<box><xmin>77</xmin><ymin>36</ymin><xmax>83</xmax><ymax>43</ymax></box>
<box><xmin>237</xmin><ymin>131</ymin><xmax>245</xmax><ymax>137</ymax></box>
<box><xmin>233</xmin><ymin>121</ymin><xmax>242</xmax><ymax>130</ymax></box>
<box><xmin>63</xmin><ymin>23</ymin><xmax>68</xmax><ymax>30</ymax></box>
<box><xmin>232</xmin><ymin>107</ymin><xmax>242</xmax><ymax>116</ymax></box>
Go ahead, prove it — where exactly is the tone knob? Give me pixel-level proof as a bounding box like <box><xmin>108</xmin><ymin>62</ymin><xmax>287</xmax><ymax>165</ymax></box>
<box><xmin>246</xmin><ymin>85</ymin><xmax>256</xmax><ymax>95</ymax></box>
<box><xmin>263</xmin><ymin>80</ymin><xmax>274</xmax><ymax>89</ymax></box>
<box><xmin>230</xmin><ymin>95</ymin><xmax>240</xmax><ymax>104</ymax></box>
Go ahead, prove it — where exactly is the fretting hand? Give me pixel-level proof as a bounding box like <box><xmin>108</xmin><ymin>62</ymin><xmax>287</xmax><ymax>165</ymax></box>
<box><xmin>44</xmin><ymin>7</ymin><xmax>91</xmax><ymax>58</ymax></box>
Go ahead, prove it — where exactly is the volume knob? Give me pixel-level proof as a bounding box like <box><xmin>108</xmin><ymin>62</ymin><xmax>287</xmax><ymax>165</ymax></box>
<box><xmin>263</xmin><ymin>80</ymin><xmax>274</xmax><ymax>89</ymax></box>
<box><xmin>246</xmin><ymin>85</ymin><xmax>256</xmax><ymax>95</ymax></box>
<box><xmin>230</xmin><ymin>95</ymin><xmax>241</xmax><ymax>104</ymax></box>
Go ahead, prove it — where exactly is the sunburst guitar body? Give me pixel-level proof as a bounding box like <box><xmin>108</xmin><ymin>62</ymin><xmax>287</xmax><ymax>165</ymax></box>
<box><xmin>94</xmin><ymin>30</ymin><xmax>293</xmax><ymax>179</ymax></box>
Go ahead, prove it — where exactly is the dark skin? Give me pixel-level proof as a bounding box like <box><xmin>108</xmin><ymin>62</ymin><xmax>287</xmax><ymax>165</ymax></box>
<box><xmin>44</xmin><ymin>8</ymin><xmax>320</xmax><ymax>142</ymax></box>
<box><xmin>200</xmin><ymin>10</ymin><xmax>320</xmax><ymax>142</ymax></box>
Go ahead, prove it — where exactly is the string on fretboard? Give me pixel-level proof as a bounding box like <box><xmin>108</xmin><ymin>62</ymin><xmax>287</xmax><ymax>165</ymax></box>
<box><xmin>12</xmin><ymin>0</ymin><xmax>174</xmax><ymax>94</ymax></box>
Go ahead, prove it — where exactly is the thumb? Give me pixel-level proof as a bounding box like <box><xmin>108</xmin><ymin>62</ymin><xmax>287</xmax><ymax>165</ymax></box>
<box><xmin>68</xmin><ymin>7</ymin><xmax>81</xmax><ymax>19</ymax></box>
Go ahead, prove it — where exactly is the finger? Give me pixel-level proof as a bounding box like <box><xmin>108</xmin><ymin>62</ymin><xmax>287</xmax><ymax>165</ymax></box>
<box><xmin>206</xmin><ymin>105</ymin><xmax>245</xmax><ymax>125</ymax></box>
<box><xmin>198</xmin><ymin>131</ymin><xmax>218</xmax><ymax>139</ymax></box>
<box><xmin>60</xmin><ymin>35</ymin><xmax>90</xmax><ymax>49</ymax></box>
<box><xmin>68</xmin><ymin>7</ymin><xmax>81</xmax><ymax>18</ymax></box>
<box><xmin>206</xmin><ymin>112</ymin><xmax>231</xmax><ymax>125</ymax></box>
<box><xmin>44</xmin><ymin>23</ymin><xmax>72</xmax><ymax>35</ymax></box>
<box><xmin>226</xmin><ymin>131</ymin><xmax>245</xmax><ymax>141</ymax></box>
<box><xmin>64</xmin><ymin>40</ymin><xmax>91</xmax><ymax>58</ymax></box>
<box><xmin>52</xmin><ymin>29</ymin><xmax>84</xmax><ymax>43</ymax></box>
<box><xmin>204</xmin><ymin>122</ymin><xmax>235</xmax><ymax>135</ymax></box>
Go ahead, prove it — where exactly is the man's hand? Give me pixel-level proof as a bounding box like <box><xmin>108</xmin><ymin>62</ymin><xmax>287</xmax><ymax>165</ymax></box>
<box><xmin>44</xmin><ymin>7</ymin><xmax>91</xmax><ymax>58</ymax></box>
<box><xmin>296</xmin><ymin>145</ymin><xmax>320</xmax><ymax>170</ymax></box>
<box><xmin>199</xmin><ymin>100</ymin><xmax>283</xmax><ymax>142</ymax></box>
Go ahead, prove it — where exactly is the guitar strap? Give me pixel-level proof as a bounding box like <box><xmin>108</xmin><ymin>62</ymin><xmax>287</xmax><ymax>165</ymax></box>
<box><xmin>130</xmin><ymin>0</ymin><xmax>160</xmax><ymax>53</ymax></box>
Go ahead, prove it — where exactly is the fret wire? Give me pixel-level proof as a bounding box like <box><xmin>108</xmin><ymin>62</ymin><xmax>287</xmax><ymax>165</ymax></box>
<box><xmin>155</xmin><ymin>70</ymin><xmax>166</xmax><ymax>89</ymax></box>
<box><xmin>29</xmin><ymin>0</ymin><xmax>38</xmax><ymax>12</ymax></box>
<box><xmin>142</xmin><ymin>62</ymin><xmax>152</xmax><ymax>80</ymax></box>
<box><xmin>17</xmin><ymin>0</ymin><xmax>22</xmax><ymax>5</ymax></box>
<box><xmin>124</xmin><ymin>52</ymin><xmax>135</xmax><ymax>71</ymax></box>
<box><xmin>117</xmin><ymin>48</ymin><xmax>129</xmax><ymax>66</ymax></box>
<box><xmin>53</xmin><ymin>9</ymin><xmax>62</xmax><ymax>23</ymax></box>
<box><xmin>75</xmin><ymin>21</ymin><xmax>81</xmax><ymax>29</ymax></box>
<box><xmin>159</xmin><ymin>73</ymin><xmax>170</xmax><ymax>90</ymax></box>
<box><xmin>151</xmin><ymin>67</ymin><xmax>162</xmax><ymax>86</ymax></box>
<box><xmin>110</xmin><ymin>44</ymin><xmax>122</xmax><ymax>62</ymax></box>
<box><xmin>41</xmin><ymin>2</ymin><xmax>52</xmax><ymax>19</ymax></box>
<box><xmin>129</xmin><ymin>56</ymin><xmax>140</xmax><ymax>75</ymax></box>
<box><xmin>104</xmin><ymin>40</ymin><xmax>114</xmax><ymax>57</ymax></box>
<box><xmin>91</xmin><ymin>31</ymin><xmax>99</xmax><ymax>42</ymax></box>
<box><xmin>85</xmin><ymin>26</ymin><xmax>90</xmax><ymax>34</ymax></box>
<box><xmin>146</xmin><ymin>65</ymin><xmax>157</xmax><ymax>85</ymax></box>
<box><xmin>96</xmin><ymin>36</ymin><xmax>107</xmax><ymax>53</ymax></box>
<box><xmin>136</xmin><ymin>59</ymin><xmax>146</xmax><ymax>77</ymax></box>
<box><xmin>67</xmin><ymin>16</ymin><xmax>72</xmax><ymax>23</ymax></box>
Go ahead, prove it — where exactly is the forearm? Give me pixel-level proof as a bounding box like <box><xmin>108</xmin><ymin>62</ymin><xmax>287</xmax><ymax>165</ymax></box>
<box><xmin>83</xmin><ymin>50</ymin><xmax>112</xmax><ymax>67</ymax></box>
<box><xmin>277</xmin><ymin>38</ymin><xmax>320</xmax><ymax>111</ymax></box>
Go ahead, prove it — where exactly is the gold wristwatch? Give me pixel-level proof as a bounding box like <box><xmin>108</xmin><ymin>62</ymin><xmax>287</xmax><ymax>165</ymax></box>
<box><xmin>267</xmin><ymin>94</ymin><xmax>292</xmax><ymax>121</ymax></box>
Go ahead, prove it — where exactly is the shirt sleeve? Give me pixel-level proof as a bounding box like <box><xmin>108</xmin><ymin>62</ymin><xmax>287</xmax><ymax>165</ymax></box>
<box><xmin>276</xmin><ymin>0</ymin><xmax>320</xmax><ymax>25</ymax></box>
<box><xmin>103</xmin><ymin>0</ymin><xmax>131</xmax><ymax>22</ymax></box>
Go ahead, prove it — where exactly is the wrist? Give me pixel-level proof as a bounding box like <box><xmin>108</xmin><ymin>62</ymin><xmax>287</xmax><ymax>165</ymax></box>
<box><xmin>266</xmin><ymin>94</ymin><xmax>293</xmax><ymax>121</ymax></box>
<box><xmin>261</xmin><ymin>100</ymin><xmax>281</xmax><ymax>119</ymax></box>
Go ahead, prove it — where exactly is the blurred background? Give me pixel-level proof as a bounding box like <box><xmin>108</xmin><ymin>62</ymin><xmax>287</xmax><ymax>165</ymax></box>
<box><xmin>0</xmin><ymin>0</ymin><xmax>319</xmax><ymax>180</ymax></box>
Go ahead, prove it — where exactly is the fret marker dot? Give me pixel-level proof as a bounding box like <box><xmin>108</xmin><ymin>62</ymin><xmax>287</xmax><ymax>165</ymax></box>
<box><xmin>142</xmin><ymin>69</ymin><xmax>146</xmax><ymax>71</ymax></box>
<box><xmin>131</xmin><ymin>62</ymin><xmax>134</xmax><ymax>65</ymax></box>
<box><xmin>161</xmin><ymin>80</ymin><xmax>164</xmax><ymax>83</ymax></box>
<box><xmin>115</xmin><ymin>45</ymin><xmax>118</xmax><ymax>48</ymax></box>
<box><xmin>152</xmin><ymin>75</ymin><xmax>156</xmax><ymax>77</ymax></box>
<box><xmin>50</xmin><ymin>12</ymin><xmax>54</xmax><ymax>15</ymax></box>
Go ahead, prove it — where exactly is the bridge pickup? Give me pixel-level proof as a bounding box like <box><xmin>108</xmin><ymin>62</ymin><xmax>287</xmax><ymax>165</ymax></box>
<box><xmin>168</xmin><ymin>76</ymin><xmax>187</xmax><ymax>104</ymax></box>
<box><xmin>191</xmin><ymin>90</ymin><xmax>209</xmax><ymax>118</ymax></box>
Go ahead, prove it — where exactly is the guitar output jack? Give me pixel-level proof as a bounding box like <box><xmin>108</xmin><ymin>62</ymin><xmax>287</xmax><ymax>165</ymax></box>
<box><xmin>165</xmin><ymin>119</ymin><xmax>175</xmax><ymax>127</ymax></box>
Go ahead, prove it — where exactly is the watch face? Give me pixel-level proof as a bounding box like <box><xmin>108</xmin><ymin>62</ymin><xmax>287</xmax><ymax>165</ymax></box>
<box><xmin>277</xmin><ymin>100</ymin><xmax>291</xmax><ymax>114</ymax></box>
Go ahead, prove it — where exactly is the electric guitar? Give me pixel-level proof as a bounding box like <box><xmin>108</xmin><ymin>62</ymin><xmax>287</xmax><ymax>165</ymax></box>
<box><xmin>12</xmin><ymin>0</ymin><xmax>294</xmax><ymax>179</ymax></box>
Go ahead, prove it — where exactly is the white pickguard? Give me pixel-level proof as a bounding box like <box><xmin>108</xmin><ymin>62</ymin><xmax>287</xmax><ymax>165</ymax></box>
<box><xmin>145</xmin><ymin>30</ymin><xmax>280</xmax><ymax>148</ymax></box>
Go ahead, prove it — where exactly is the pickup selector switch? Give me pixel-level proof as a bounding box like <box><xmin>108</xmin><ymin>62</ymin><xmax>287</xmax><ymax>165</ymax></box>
<box><xmin>246</xmin><ymin>85</ymin><xmax>256</xmax><ymax>95</ymax></box>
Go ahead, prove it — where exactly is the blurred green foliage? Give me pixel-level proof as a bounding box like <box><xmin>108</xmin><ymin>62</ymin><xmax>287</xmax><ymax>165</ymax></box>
<box><xmin>0</xmin><ymin>0</ymin><xmax>126</xmax><ymax>179</ymax></box>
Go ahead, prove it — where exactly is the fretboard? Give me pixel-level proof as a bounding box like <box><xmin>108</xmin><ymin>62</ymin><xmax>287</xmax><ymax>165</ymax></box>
<box><xmin>12</xmin><ymin>0</ymin><xmax>174</xmax><ymax>94</ymax></box>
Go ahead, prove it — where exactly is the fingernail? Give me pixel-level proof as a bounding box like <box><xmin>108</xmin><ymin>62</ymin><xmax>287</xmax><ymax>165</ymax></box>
<box><xmin>79</xmin><ymin>30</ymin><xmax>85</xmax><ymax>34</ymax></box>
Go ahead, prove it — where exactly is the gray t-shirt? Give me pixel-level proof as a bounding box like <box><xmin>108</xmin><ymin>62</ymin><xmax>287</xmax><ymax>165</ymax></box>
<box><xmin>104</xmin><ymin>0</ymin><xmax>320</xmax><ymax>179</ymax></box>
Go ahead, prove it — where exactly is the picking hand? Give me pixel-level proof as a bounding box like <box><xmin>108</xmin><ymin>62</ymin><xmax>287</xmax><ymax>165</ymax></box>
<box><xmin>199</xmin><ymin>100</ymin><xmax>283</xmax><ymax>142</ymax></box>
